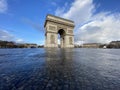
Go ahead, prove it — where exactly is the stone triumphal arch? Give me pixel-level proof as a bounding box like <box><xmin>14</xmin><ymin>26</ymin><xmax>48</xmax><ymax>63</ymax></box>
<box><xmin>44</xmin><ymin>14</ymin><xmax>75</xmax><ymax>48</ymax></box>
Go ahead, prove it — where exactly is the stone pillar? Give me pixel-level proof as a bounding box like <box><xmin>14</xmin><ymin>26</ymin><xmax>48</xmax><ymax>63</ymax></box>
<box><xmin>45</xmin><ymin>33</ymin><xmax>58</xmax><ymax>48</ymax></box>
<box><xmin>64</xmin><ymin>35</ymin><xmax>74</xmax><ymax>48</ymax></box>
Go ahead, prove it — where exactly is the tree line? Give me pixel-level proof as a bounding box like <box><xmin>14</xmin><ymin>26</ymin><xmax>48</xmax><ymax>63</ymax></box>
<box><xmin>0</xmin><ymin>40</ymin><xmax>42</xmax><ymax>48</ymax></box>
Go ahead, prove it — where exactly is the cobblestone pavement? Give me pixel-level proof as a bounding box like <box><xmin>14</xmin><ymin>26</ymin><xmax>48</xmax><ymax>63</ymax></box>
<box><xmin>0</xmin><ymin>48</ymin><xmax>120</xmax><ymax>90</ymax></box>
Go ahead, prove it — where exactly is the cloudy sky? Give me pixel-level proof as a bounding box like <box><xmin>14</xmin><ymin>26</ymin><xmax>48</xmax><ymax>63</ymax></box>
<box><xmin>0</xmin><ymin>0</ymin><xmax>120</xmax><ymax>45</ymax></box>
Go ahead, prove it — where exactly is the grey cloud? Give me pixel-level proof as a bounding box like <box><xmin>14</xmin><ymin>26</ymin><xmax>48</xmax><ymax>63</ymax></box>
<box><xmin>0</xmin><ymin>29</ymin><xmax>24</xmax><ymax>43</ymax></box>
<box><xmin>0</xmin><ymin>30</ymin><xmax>14</xmax><ymax>41</ymax></box>
<box><xmin>0</xmin><ymin>0</ymin><xmax>7</xmax><ymax>13</ymax></box>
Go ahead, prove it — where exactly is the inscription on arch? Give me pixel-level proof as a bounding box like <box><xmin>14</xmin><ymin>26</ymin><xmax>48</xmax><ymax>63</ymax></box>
<box><xmin>68</xmin><ymin>30</ymin><xmax>73</xmax><ymax>34</ymax></box>
<box><xmin>49</xmin><ymin>25</ymin><xmax>56</xmax><ymax>31</ymax></box>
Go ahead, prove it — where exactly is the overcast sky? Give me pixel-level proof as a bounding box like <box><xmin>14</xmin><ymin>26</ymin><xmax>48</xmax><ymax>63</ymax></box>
<box><xmin>0</xmin><ymin>0</ymin><xmax>120</xmax><ymax>45</ymax></box>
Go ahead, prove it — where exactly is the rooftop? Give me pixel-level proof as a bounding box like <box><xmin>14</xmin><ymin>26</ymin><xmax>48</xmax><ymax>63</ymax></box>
<box><xmin>44</xmin><ymin>14</ymin><xmax>75</xmax><ymax>27</ymax></box>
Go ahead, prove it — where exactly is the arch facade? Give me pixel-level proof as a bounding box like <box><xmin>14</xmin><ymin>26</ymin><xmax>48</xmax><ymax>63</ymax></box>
<box><xmin>44</xmin><ymin>14</ymin><xmax>75</xmax><ymax>48</ymax></box>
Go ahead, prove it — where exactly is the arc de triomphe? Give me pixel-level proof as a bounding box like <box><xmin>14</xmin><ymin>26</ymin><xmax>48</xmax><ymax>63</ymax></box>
<box><xmin>44</xmin><ymin>14</ymin><xmax>75</xmax><ymax>48</ymax></box>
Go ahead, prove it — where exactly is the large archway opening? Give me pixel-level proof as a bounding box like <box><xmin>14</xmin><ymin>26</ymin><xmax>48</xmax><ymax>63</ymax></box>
<box><xmin>58</xmin><ymin>29</ymin><xmax>66</xmax><ymax>48</ymax></box>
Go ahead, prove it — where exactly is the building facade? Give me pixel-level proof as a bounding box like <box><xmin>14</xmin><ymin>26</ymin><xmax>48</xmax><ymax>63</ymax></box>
<box><xmin>82</xmin><ymin>43</ymin><xmax>101</xmax><ymax>48</ymax></box>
